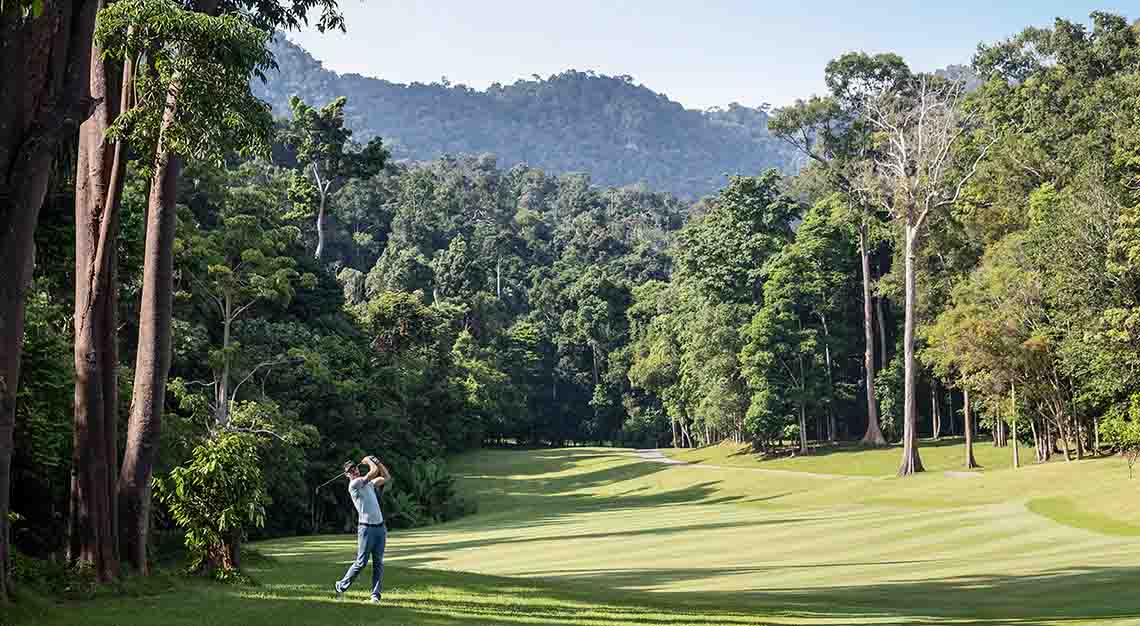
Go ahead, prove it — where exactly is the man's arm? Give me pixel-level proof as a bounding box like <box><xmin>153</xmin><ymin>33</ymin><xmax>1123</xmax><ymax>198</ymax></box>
<box><xmin>361</xmin><ymin>455</ymin><xmax>390</xmax><ymax>488</ymax></box>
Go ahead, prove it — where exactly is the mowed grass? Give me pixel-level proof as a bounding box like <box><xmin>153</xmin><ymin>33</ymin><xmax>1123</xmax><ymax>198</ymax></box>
<box><xmin>666</xmin><ymin>437</ymin><xmax>1037</xmax><ymax>476</ymax></box>
<box><xmin>7</xmin><ymin>444</ymin><xmax>1140</xmax><ymax>625</ymax></box>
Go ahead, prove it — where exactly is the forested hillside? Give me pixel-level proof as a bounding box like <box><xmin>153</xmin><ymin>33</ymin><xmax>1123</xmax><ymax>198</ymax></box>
<box><xmin>252</xmin><ymin>37</ymin><xmax>800</xmax><ymax>199</ymax></box>
<box><xmin>3</xmin><ymin>0</ymin><xmax>1140</xmax><ymax>616</ymax></box>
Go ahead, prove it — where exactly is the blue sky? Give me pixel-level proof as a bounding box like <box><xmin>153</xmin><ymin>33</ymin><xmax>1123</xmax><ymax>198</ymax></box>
<box><xmin>287</xmin><ymin>1</ymin><xmax>1131</xmax><ymax>110</ymax></box>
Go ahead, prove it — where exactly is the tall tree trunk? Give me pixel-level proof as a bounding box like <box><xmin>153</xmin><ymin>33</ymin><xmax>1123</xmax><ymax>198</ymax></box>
<box><xmin>931</xmin><ymin>382</ymin><xmax>941</xmax><ymax>440</ymax></box>
<box><xmin>798</xmin><ymin>400</ymin><xmax>808</xmax><ymax>454</ymax></box>
<box><xmin>214</xmin><ymin>292</ymin><xmax>232</xmax><ymax>427</ymax></box>
<box><xmin>859</xmin><ymin>232</ymin><xmax>886</xmax><ymax>445</ymax></box>
<box><xmin>119</xmin><ymin>81</ymin><xmax>183</xmax><ymax>574</ymax></box>
<box><xmin>898</xmin><ymin>228</ymin><xmax>924</xmax><ymax>476</ymax></box>
<box><xmin>1075</xmin><ymin>412</ymin><xmax>1085</xmax><ymax>461</ymax></box>
<box><xmin>1</xmin><ymin>0</ymin><xmax>98</xmax><ymax>599</ymax></box>
<box><xmin>71</xmin><ymin>35</ymin><xmax>130</xmax><ymax>581</ymax></box>
<box><xmin>876</xmin><ymin>277</ymin><xmax>889</xmax><ymax>371</ymax></box>
<box><xmin>1011</xmin><ymin>385</ymin><xmax>1020</xmax><ymax>469</ymax></box>
<box><xmin>818</xmin><ymin>313</ymin><xmax>837</xmax><ymax>442</ymax></box>
<box><xmin>314</xmin><ymin>185</ymin><xmax>327</xmax><ymax>260</ymax></box>
<box><xmin>963</xmin><ymin>386</ymin><xmax>978</xmax><ymax>468</ymax></box>
<box><xmin>1031</xmin><ymin>418</ymin><xmax>1042</xmax><ymax>463</ymax></box>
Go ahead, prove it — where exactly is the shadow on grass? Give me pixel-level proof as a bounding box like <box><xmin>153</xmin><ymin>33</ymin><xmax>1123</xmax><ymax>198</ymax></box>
<box><xmin>387</xmin><ymin>517</ymin><xmax>820</xmax><ymax>565</ymax></box>
<box><xmin>122</xmin><ymin>562</ymin><xmax>1140</xmax><ymax>626</ymax></box>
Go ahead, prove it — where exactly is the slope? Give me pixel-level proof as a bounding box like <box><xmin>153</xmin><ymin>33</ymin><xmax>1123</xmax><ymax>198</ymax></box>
<box><xmin>253</xmin><ymin>37</ymin><xmax>801</xmax><ymax>199</ymax></box>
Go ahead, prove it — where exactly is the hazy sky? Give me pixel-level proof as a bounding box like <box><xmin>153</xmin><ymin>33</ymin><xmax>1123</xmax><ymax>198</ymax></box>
<box><xmin>287</xmin><ymin>1</ymin><xmax>1130</xmax><ymax>110</ymax></box>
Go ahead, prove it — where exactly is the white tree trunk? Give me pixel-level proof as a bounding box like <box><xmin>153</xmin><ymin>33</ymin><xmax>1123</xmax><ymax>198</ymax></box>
<box><xmin>898</xmin><ymin>227</ymin><xmax>924</xmax><ymax>475</ymax></box>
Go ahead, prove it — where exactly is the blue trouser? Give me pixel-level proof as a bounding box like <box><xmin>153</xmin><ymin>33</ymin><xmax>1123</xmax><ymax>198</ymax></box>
<box><xmin>336</xmin><ymin>523</ymin><xmax>387</xmax><ymax>598</ymax></box>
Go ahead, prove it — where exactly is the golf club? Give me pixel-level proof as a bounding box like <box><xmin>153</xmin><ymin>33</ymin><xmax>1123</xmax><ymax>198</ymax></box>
<box><xmin>311</xmin><ymin>461</ymin><xmax>361</xmax><ymax>532</ymax></box>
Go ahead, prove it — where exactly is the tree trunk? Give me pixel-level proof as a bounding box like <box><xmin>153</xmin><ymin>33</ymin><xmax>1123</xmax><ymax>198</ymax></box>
<box><xmin>859</xmin><ymin>232</ymin><xmax>886</xmax><ymax>446</ymax></box>
<box><xmin>898</xmin><ymin>228</ymin><xmax>924</xmax><ymax>476</ymax></box>
<box><xmin>876</xmin><ymin>292</ymin><xmax>889</xmax><ymax>371</ymax></box>
<box><xmin>819</xmin><ymin>313</ymin><xmax>837</xmax><ymax>442</ymax></box>
<box><xmin>1011</xmin><ymin>385</ymin><xmax>1020</xmax><ymax>469</ymax></box>
<box><xmin>931</xmin><ymin>381</ymin><xmax>941</xmax><ymax>440</ymax></box>
<box><xmin>1</xmin><ymin>0</ymin><xmax>99</xmax><ymax>599</ymax></box>
<box><xmin>119</xmin><ymin>81</ymin><xmax>183</xmax><ymax>574</ymax></box>
<box><xmin>314</xmin><ymin>185</ymin><xmax>327</xmax><ymax>260</ymax></box>
<box><xmin>71</xmin><ymin>35</ymin><xmax>130</xmax><ymax>581</ymax></box>
<box><xmin>798</xmin><ymin>400</ymin><xmax>808</xmax><ymax>454</ymax></box>
<box><xmin>1075</xmin><ymin>414</ymin><xmax>1085</xmax><ymax>461</ymax></box>
<box><xmin>215</xmin><ymin>293</ymin><xmax>232</xmax><ymax>428</ymax></box>
<box><xmin>963</xmin><ymin>387</ymin><xmax>978</xmax><ymax>468</ymax></box>
<box><xmin>1031</xmin><ymin>418</ymin><xmax>1042</xmax><ymax>463</ymax></box>
<box><xmin>1050</xmin><ymin>398</ymin><xmax>1068</xmax><ymax>462</ymax></box>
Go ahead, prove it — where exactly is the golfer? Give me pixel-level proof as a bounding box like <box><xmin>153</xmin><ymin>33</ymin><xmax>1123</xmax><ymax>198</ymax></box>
<box><xmin>334</xmin><ymin>455</ymin><xmax>391</xmax><ymax>603</ymax></box>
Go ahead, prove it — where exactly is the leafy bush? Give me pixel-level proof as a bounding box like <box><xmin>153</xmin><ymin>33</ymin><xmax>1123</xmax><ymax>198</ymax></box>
<box><xmin>618</xmin><ymin>408</ymin><xmax>670</xmax><ymax>449</ymax></box>
<box><xmin>382</xmin><ymin>458</ymin><xmax>475</xmax><ymax>528</ymax></box>
<box><xmin>9</xmin><ymin>551</ymin><xmax>97</xmax><ymax>598</ymax></box>
<box><xmin>874</xmin><ymin>354</ymin><xmax>904</xmax><ymax>443</ymax></box>
<box><xmin>1100</xmin><ymin>395</ymin><xmax>1140</xmax><ymax>478</ymax></box>
<box><xmin>154</xmin><ymin>432</ymin><xmax>268</xmax><ymax>578</ymax></box>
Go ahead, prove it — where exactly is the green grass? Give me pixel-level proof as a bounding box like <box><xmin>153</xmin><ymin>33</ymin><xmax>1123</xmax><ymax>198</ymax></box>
<box><xmin>6</xmin><ymin>445</ymin><xmax>1140</xmax><ymax>625</ymax></box>
<box><xmin>665</xmin><ymin>438</ymin><xmax>1038</xmax><ymax>476</ymax></box>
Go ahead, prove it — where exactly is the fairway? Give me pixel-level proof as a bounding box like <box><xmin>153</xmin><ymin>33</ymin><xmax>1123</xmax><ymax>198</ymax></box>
<box><xmin>9</xmin><ymin>445</ymin><xmax>1140</xmax><ymax>625</ymax></box>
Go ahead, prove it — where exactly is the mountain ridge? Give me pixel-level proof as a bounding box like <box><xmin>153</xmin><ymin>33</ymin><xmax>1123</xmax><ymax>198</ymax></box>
<box><xmin>253</xmin><ymin>37</ymin><xmax>801</xmax><ymax>199</ymax></box>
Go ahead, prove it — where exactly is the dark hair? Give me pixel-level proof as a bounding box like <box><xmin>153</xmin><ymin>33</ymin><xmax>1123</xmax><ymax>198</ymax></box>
<box><xmin>343</xmin><ymin>461</ymin><xmax>356</xmax><ymax>474</ymax></box>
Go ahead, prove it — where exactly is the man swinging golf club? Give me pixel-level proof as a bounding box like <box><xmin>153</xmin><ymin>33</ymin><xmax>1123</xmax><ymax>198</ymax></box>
<box><xmin>334</xmin><ymin>455</ymin><xmax>391</xmax><ymax>603</ymax></box>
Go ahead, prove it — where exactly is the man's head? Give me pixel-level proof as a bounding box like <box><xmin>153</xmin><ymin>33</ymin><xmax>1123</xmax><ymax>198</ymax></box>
<box><xmin>344</xmin><ymin>461</ymin><xmax>360</xmax><ymax>479</ymax></box>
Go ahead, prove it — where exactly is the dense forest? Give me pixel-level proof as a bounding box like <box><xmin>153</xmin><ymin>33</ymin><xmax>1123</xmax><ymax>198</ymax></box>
<box><xmin>1</xmin><ymin>0</ymin><xmax>1139</xmax><ymax>610</ymax></box>
<box><xmin>251</xmin><ymin>37</ymin><xmax>801</xmax><ymax>199</ymax></box>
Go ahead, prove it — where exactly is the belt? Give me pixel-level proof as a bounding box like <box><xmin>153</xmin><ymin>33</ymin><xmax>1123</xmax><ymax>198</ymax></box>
<box><xmin>360</xmin><ymin>521</ymin><xmax>385</xmax><ymax>528</ymax></box>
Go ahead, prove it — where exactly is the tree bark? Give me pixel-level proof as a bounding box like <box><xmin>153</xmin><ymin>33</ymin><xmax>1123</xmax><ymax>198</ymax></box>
<box><xmin>1075</xmin><ymin>414</ymin><xmax>1085</xmax><ymax>461</ymax></box>
<box><xmin>1</xmin><ymin>0</ymin><xmax>99</xmax><ymax>600</ymax></box>
<box><xmin>71</xmin><ymin>30</ymin><xmax>130</xmax><ymax>581</ymax></box>
<box><xmin>963</xmin><ymin>387</ymin><xmax>978</xmax><ymax>468</ymax></box>
<box><xmin>859</xmin><ymin>232</ymin><xmax>886</xmax><ymax>445</ymax></box>
<box><xmin>314</xmin><ymin>182</ymin><xmax>327</xmax><ymax>260</ymax></box>
<box><xmin>1011</xmin><ymin>385</ymin><xmax>1020</xmax><ymax>469</ymax></box>
<box><xmin>119</xmin><ymin>84</ymin><xmax>182</xmax><ymax>575</ymax></box>
<box><xmin>898</xmin><ymin>228</ymin><xmax>924</xmax><ymax>475</ymax></box>
<box><xmin>931</xmin><ymin>381</ymin><xmax>941</xmax><ymax>440</ymax></box>
<box><xmin>818</xmin><ymin>313</ymin><xmax>837</xmax><ymax>442</ymax></box>
<box><xmin>876</xmin><ymin>290</ymin><xmax>889</xmax><ymax>371</ymax></box>
<box><xmin>214</xmin><ymin>292</ymin><xmax>232</xmax><ymax>427</ymax></box>
<box><xmin>798</xmin><ymin>400</ymin><xmax>808</xmax><ymax>454</ymax></box>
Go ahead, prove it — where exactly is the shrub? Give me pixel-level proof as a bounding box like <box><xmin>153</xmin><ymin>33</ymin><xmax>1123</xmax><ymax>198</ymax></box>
<box><xmin>154</xmin><ymin>432</ymin><xmax>268</xmax><ymax>579</ymax></box>
<box><xmin>382</xmin><ymin>458</ymin><xmax>475</xmax><ymax>528</ymax></box>
<box><xmin>9</xmin><ymin>551</ymin><xmax>97</xmax><ymax>598</ymax></box>
<box><xmin>1100</xmin><ymin>395</ymin><xmax>1140</xmax><ymax>478</ymax></box>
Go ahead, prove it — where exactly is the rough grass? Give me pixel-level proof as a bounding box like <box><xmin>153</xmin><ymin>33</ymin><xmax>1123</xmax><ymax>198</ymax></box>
<box><xmin>7</xmin><ymin>444</ymin><xmax>1140</xmax><ymax>625</ymax></box>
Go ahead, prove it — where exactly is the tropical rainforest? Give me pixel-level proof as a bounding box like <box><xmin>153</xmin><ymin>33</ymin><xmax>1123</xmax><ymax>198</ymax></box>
<box><xmin>1</xmin><ymin>1</ymin><xmax>1139</xmax><ymax>621</ymax></box>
